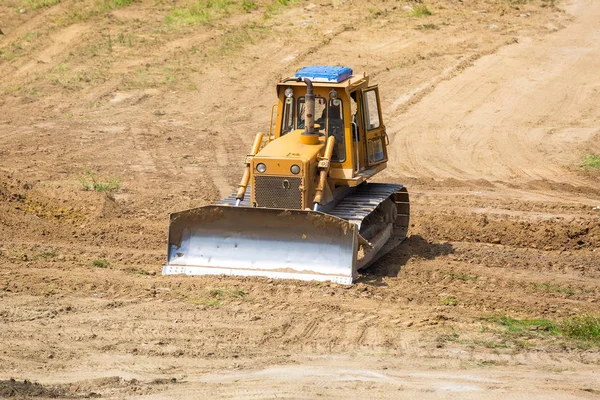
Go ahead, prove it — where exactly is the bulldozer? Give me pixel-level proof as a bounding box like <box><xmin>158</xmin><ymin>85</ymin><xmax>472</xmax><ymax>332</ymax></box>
<box><xmin>163</xmin><ymin>66</ymin><xmax>409</xmax><ymax>284</ymax></box>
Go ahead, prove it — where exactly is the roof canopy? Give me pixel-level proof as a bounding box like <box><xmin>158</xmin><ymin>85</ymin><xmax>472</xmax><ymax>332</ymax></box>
<box><xmin>295</xmin><ymin>66</ymin><xmax>353</xmax><ymax>83</ymax></box>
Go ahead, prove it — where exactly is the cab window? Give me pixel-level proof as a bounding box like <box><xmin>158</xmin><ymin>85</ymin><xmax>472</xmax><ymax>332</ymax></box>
<box><xmin>328</xmin><ymin>98</ymin><xmax>345</xmax><ymax>162</ymax></box>
<box><xmin>364</xmin><ymin>89</ymin><xmax>380</xmax><ymax>130</ymax></box>
<box><xmin>281</xmin><ymin>97</ymin><xmax>295</xmax><ymax>135</ymax></box>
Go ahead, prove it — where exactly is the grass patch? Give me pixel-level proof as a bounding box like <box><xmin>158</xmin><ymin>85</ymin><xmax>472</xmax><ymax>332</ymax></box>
<box><xmin>241</xmin><ymin>0</ymin><xmax>257</xmax><ymax>11</ymax></box>
<box><xmin>487</xmin><ymin>314</ymin><xmax>600</xmax><ymax>346</ymax></box>
<box><xmin>230</xmin><ymin>289</ymin><xmax>247</xmax><ymax>298</ymax></box>
<box><xmin>560</xmin><ymin>315</ymin><xmax>600</xmax><ymax>343</ymax></box>
<box><xmin>411</xmin><ymin>4</ymin><xmax>432</xmax><ymax>17</ymax></box>
<box><xmin>34</xmin><ymin>250</ymin><xmax>58</xmax><ymax>259</ymax></box>
<box><xmin>25</xmin><ymin>0</ymin><xmax>60</xmax><ymax>9</ymax></box>
<box><xmin>499</xmin><ymin>316</ymin><xmax>559</xmax><ymax>335</ymax></box>
<box><xmin>1</xmin><ymin>42</ymin><xmax>24</xmax><ymax>62</ymax></box>
<box><xmin>101</xmin><ymin>0</ymin><xmax>136</xmax><ymax>10</ymax></box>
<box><xmin>583</xmin><ymin>154</ymin><xmax>600</xmax><ymax>169</ymax></box>
<box><xmin>124</xmin><ymin>65</ymin><xmax>187</xmax><ymax>88</ymax></box>
<box><xmin>264</xmin><ymin>0</ymin><xmax>295</xmax><ymax>18</ymax></box>
<box><xmin>532</xmin><ymin>282</ymin><xmax>574</xmax><ymax>295</ymax></box>
<box><xmin>215</xmin><ymin>22</ymin><xmax>268</xmax><ymax>55</ymax></box>
<box><xmin>92</xmin><ymin>259</ymin><xmax>110</xmax><ymax>268</ymax></box>
<box><xmin>123</xmin><ymin>267</ymin><xmax>152</xmax><ymax>276</ymax></box>
<box><xmin>78</xmin><ymin>169</ymin><xmax>122</xmax><ymax>196</ymax></box>
<box><xmin>446</xmin><ymin>272</ymin><xmax>477</xmax><ymax>281</ymax></box>
<box><xmin>442</xmin><ymin>296</ymin><xmax>458</xmax><ymax>306</ymax></box>
<box><xmin>22</xmin><ymin>31</ymin><xmax>40</xmax><ymax>42</ymax></box>
<box><xmin>165</xmin><ymin>0</ymin><xmax>236</xmax><ymax>26</ymax></box>
<box><xmin>54</xmin><ymin>0</ymin><xmax>136</xmax><ymax>25</ymax></box>
<box><xmin>48</xmin><ymin>63</ymin><xmax>107</xmax><ymax>90</ymax></box>
<box><xmin>189</xmin><ymin>288</ymin><xmax>248</xmax><ymax>307</ymax></box>
<box><xmin>58</xmin><ymin>6</ymin><xmax>99</xmax><ymax>24</ymax></box>
<box><xmin>436</xmin><ymin>330</ymin><xmax>460</xmax><ymax>347</ymax></box>
<box><xmin>116</xmin><ymin>32</ymin><xmax>137</xmax><ymax>47</ymax></box>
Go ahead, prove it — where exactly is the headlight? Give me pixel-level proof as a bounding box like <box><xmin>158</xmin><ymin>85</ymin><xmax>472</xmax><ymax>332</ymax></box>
<box><xmin>290</xmin><ymin>164</ymin><xmax>300</xmax><ymax>175</ymax></box>
<box><xmin>256</xmin><ymin>163</ymin><xmax>267</xmax><ymax>173</ymax></box>
<box><xmin>284</xmin><ymin>87</ymin><xmax>294</xmax><ymax>98</ymax></box>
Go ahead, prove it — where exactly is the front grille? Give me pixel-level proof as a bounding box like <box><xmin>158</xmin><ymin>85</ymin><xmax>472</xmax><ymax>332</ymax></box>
<box><xmin>254</xmin><ymin>175</ymin><xmax>303</xmax><ymax>209</ymax></box>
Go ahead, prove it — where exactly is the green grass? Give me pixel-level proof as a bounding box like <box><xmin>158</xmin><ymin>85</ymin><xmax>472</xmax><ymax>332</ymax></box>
<box><xmin>116</xmin><ymin>32</ymin><xmax>137</xmax><ymax>47</ymax></box>
<box><xmin>241</xmin><ymin>0</ymin><xmax>257</xmax><ymax>11</ymax></box>
<box><xmin>35</xmin><ymin>250</ymin><xmax>58</xmax><ymax>259</ymax></box>
<box><xmin>446</xmin><ymin>272</ymin><xmax>477</xmax><ymax>281</ymax></box>
<box><xmin>532</xmin><ymin>282</ymin><xmax>574</xmax><ymax>295</ymax></box>
<box><xmin>101</xmin><ymin>0</ymin><xmax>136</xmax><ymax>10</ymax></box>
<box><xmin>189</xmin><ymin>288</ymin><xmax>248</xmax><ymax>307</ymax></box>
<box><xmin>92</xmin><ymin>259</ymin><xmax>110</xmax><ymax>268</ymax></box>
<box><xmin>124</xmin><ymin>267</ymin><xmax>152</xmax><ymax>276</ymax></box>
<box><xmin>48</xmin><ymin>63</ymin><xmax>107</xmax><ymax>90</ymax></box>
<box><xmin>78</xmin><ymin>170</ymin><xmax>122</xmax><ymax>196</ymax></box>
<box><xmin>124</xmin><ymin>65</ymin><xmax>187</xmax><ymax>88</ymax></box>
<box><xmin>583</xmin><ymin>154</ymin><xmax>600</xmax><ymax>169</ymax></box>
<box><xmin>560</xmin><ymin>315</ymin><xmax>600</xmax><ymax>343</ymax></box>
<box><xmin>22</xmin><ymin>31</ymin><xmax>40</xmax><ymax>42</ymax></box>
<box><xmin>53</xmin><ymin>0</ymin><xmax>136</xmax><ymax>25</ymax></box>
<box><xmin>488</xmin><ymin>314</ymin><xmax>600</xmax><ymax>346</ymax></box>
<box><xmin>25</xmin><ymin>0</ymin><xmax>60</xmax><ymax>10</ymax></box>
<box><xmin>264</xmin><ymin>0</ymin><xmax>295</xmax><ymax>18</ymax></box>
<box><xmin>215</xmin><ymin>22</ymin><xmax>268</xmax><ymax>55</ymax></box>
<box><xmin>411</xmin><ymin>5</ymin><xmax>432</xmax><ymax>17</ymax></box>
<box><xmin>499</xmin><ymin>316</ymin><xmax>559</xmax><ymax>335</ymax></box>
<box><xmin>442</xmin><ymin>296</ymin><xmax>458</xmax><ymax>306</ymax></box>
<box><xmin>0</xmin><ymin>42</ymin><xmax>23</xmax><ymax>62</ymax></box>
<box><xmin>165</xmin><ymin>0</ymin><xmax>236</xmax><ymax>26</ymax></box>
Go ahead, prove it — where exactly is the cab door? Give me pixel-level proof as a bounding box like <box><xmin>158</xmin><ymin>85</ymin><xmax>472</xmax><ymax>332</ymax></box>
<box><xmin>360</xmin><ymin>86</ymin><xmax>388</xmax><ymax>166</ymax></box>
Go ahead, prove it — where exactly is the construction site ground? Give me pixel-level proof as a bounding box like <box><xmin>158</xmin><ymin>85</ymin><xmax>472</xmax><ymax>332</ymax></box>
<box><xmin>0</xmin><ymin>0</ymin><xmax>599</xmax><ymax>397</ymax></box>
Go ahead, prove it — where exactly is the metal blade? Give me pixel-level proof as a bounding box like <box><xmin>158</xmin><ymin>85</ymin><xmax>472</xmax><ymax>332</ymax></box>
<box><xmin>163</xmin><ymin>205</ymin><xmax>358</xmax><ymax>285</ymax></box>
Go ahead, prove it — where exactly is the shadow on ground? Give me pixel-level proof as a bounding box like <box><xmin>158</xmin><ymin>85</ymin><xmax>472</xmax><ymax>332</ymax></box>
<box><xmin>357</xmin><ymin>235</ymin><xmax>453</xmax><ymax>286</ymax></box>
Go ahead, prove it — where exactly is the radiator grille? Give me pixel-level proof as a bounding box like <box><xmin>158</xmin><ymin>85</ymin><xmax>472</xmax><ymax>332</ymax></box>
<box><xmin>254</xmin><ymin>175</ymin><xmax>303</xmax><ymax>209</ymax></box>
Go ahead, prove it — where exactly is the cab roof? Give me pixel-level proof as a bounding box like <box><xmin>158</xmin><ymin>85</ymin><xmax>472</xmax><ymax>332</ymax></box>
<box><xmin>277</xmin><ymin>65</ymin><xmax>370</xmax><ymax>94</ymax></box>
<box><xmin>295</xmin><ymin>66</ymin><xmax>353</xmax><ymax>83</ymax></box>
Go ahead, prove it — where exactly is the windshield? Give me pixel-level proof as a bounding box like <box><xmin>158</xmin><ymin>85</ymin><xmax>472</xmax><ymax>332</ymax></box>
<box><xmin>281</xmin><ymin>97</ymin><xmax>295</xmax><ymax>135</ymax></box>
<box><xmin>297</xmin><ymin>96</ymin><xmax>327</xmax><ymax>130</ymax></box>
<box><xmin>328</xmin><ymin>98</ymin><xmax>345</xmax><ymax>162</ymax></box>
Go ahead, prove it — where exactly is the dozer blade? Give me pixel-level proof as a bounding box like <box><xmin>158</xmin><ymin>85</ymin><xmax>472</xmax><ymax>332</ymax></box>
<box><xmin>163</xmin><ymin>205</ymin><xmax>359</xmax><ymax>285</ymax></box>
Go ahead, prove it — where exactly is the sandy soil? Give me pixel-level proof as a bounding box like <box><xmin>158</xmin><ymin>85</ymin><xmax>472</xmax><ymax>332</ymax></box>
<box><xmin>0</xmin><ymin>0</ymin><xmax>599</xmax><ymax>397</ymax></box>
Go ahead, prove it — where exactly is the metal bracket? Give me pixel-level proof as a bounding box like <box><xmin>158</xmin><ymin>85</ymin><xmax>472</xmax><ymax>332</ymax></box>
<box><xmin>318</xmin><ymin>160</ymin><xmax>330</xmax><ymax>169</ymax></box>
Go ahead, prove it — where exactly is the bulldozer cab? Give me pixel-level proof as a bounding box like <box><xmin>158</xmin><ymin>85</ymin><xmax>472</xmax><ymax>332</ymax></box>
<box><xmin>273</xmin><ymin>67</ymin><xmax>389</xmax><ymax>184</ymax></box>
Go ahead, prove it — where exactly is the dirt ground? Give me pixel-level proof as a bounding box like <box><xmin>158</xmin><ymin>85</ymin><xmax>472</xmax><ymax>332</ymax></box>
<box><xmin>1</xmin><ymin>0</ymin><xmax>599</xmax><ymax>397</ymax></box>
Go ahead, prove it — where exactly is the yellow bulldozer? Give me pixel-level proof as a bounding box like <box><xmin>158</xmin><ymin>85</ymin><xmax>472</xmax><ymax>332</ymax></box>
<box><xmin>163</xmin><ymin>66</ymin><xmax>409</xmax><ymax>284</ymax></box>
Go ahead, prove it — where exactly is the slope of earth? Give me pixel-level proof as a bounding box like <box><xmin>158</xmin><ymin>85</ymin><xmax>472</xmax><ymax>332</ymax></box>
<box><xmin>1</xmin><ymin>0</ymin><xmax>599</xmax><ymax>398</ymax></box>
<box><xmin>385</xmin><ymin>0</ymin><xmax>600</xmax><ymax>187</ymax></box>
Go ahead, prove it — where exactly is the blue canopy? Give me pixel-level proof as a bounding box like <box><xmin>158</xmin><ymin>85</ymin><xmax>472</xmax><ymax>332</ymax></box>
<box><xmin>295</xmin><ymin>66</ymin><xmax>353</xmax><ymax>83</ymax></box>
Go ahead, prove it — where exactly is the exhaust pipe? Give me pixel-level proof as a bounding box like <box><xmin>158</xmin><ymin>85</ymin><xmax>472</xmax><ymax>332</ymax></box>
<box><xmin>283</xmin><ymin>77</ymin><xmax>319</xmax><ymax>144</ymax></box>
<box><xmin>301</xmin><ymin>78</ymin><xmax>315</xmax><ymax>136</ymax></box>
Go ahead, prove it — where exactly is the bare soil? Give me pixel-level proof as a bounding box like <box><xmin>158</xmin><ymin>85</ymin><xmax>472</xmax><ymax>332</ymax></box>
<box><xmin>0</xmin><ymin>0</ymin><xmax>599</xmax><ymax>398</ymax></box>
